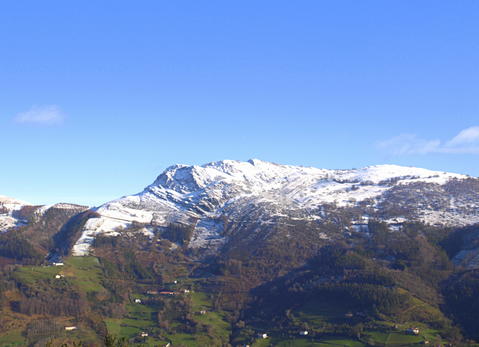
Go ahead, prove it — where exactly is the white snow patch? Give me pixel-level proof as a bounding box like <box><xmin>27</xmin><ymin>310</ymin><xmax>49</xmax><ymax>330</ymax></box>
<box><xmin>189</xmin><ymin>219</ymin><xmax>225</xmax><ymax>249</ymax></box>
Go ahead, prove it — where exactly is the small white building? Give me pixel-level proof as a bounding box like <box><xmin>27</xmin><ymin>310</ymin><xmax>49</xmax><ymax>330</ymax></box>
<box><xmin>140</xmin><ymin>332</ymin><xmax>148</xmax><ymax>337</ymax></box>
<box><xmin>257</xmin><ymin>333</ymin><xmax>268</xmax><ymax>339</ymax></box>
<box><xmin>299</xmin><ymin>330</ymin><xmax>309</xmax><ymax>336</ymax></box>
<box><xmin>406</xmin><ymin>327</ymin><xmax>420</xmax><ymax>335</ymax></box>
<box><xmin>65</xmin><ymin>326</ymin><xmax>77</xmax><ymax>331</ymax></box>
<box><xmin>53</xmin><ymin>262</ymin><xmax>64</xmax><ymax>266</ymax></box>
<box><xmin>134</xmin><ymin>299</ymin><xmax>142</xmax><ymax>304</ymax></box>
<box><xmin>55</xmin><ymin>274</ymin><xmax>64</xmax><ymax>279</ymax></box>
<box><xmin>183</xmin><ymin>289</ymin><xmax>190</xmax><ymax>293</ymax></box>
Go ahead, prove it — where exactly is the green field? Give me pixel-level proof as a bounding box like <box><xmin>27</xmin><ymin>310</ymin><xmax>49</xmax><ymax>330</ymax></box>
<box><xmin>287</xmin><ymin>293</ymin><xmax>445</xmax><ymax>347</ymax></box>
<box><xmin>13</xmin><ymin>256</ymin><xmax>106</xmax><ymax>294</ymax></box>
<box><xmin>157</xmin><ymin>290</ymin><xmax>232</xmax><ymax>346</ymax></box>
<box><xmin>252</xmin><ymin>336</ymin><xmax>366</xmax><ymax>347</ymax></box>
<box><xmin>254</xmin><ymin>333</ymin><xmax>422</xmax><ymax>347</ymax></box>
<box><xmin>252</xmin><ymin>338</ymin><xmax>272</xmax><ymax>347</ymax></box>
<box><xmin>102</xmin><ymin>284</ymin><xmax>233</xmax><ymax>346</ymax></box>
<box><xmin>190</xmin><ymin>291</ymin><xmax>230</xmax><ymax>339</ymax></box>
<box><xmin>385</xmin><ymin>332</ymin><xmax>423</xmax><ymax>345</ymax></box>
<box><xmin>317</xmin><ymin>337</ymin><xmax>366</xmax><ymax>347</ymax></box>
<box><xmin>63</xmin><ymin>256</ymin><xmax>106</xmax><ymax>293</ymax></box>
<box><xmin>13</xmin><ymin>264</ymin><xmax>60</xmax><ymax>285</ymax></box>
<box><xmin>274</xmin><ymin>337</ymin><xmax>364</xmax><ymax>347</ymax></box>
<box><xmin>0</xmin><ymin>329</ymin><xmax>27</xmax><ymax>347</ymax></box>
<box><xmin>361</xmin><ymin>329</ymin><xmax>429</xmax><ymax>346</ymax></box>
<box><xmin>105</xmin><ymin>297</ymin><xmax>159</xmax><ymax>340</ymax></box>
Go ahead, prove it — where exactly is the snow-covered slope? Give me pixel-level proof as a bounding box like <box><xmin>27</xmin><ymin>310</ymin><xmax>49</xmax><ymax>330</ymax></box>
<box><xmin>72</xmin><ymin>159</ymin><xmax>479</xmax><ymax>256</ymax></box>
<box><xmin>0</xmin><ymin>195</ymin><xmax>31</xmax><ymax>231</ymax></box>
<box><xmin>0</xmin><ymin>196</ymin><xmax>87</xmax><ymax>233</ymax></box>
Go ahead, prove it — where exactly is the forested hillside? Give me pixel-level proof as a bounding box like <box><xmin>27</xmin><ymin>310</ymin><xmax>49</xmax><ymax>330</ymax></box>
<box><xmin>2</xmin><ymin>216</ymin><xmax>479</xmax><ymax>346</ymax></box>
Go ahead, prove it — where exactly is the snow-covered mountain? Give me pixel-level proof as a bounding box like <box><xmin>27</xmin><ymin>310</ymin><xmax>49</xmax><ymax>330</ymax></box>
<box><xmin>0</xmin><ymin>195</ymin><xmax>31</xmax><ymax>231</ymax></box>
<box><xmin>0</xmin><ymin>195</ymin><xmax>87</xmax><ymax>233</ymax></box>
<box><xmin>72</xmin><ymin>159</ymin><xmax>479</xmax><ymax>256</ymax></box>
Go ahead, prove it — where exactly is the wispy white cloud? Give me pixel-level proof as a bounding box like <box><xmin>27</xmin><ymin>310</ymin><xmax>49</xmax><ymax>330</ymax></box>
<box><xmin>378</xmin><ymin>126</ymin><xmax>479</xmax><ymax>155</ymax></box>
<box><xmin>378</xmin><ymin>134</ymin><xmax>441</xmax><ymax>155</ymax></box>
<box><xmin>14</xmin><ymin>105</ymin><xmax>65</xmax><ymax>125</ymax></box>
<box><xmin>446</xmin><ymin>126</ymin><xmax>479</xmax><ymax>146</ymax></box>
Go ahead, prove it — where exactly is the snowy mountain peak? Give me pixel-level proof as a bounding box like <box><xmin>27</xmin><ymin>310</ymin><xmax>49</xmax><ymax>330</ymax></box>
<box><xmin>0</xmin><ymin>195</ymin><xmax>30</xmax><ymax>206</ymax></box>
<box><xmin>72</xmin><ymin>160</ymin><xmax>477</xmax><ymax>256</ymax></box>
<box><xmin>150</xmin><ymin>160</ymin><xmax>468</xmax><ymax>195</ymax></box>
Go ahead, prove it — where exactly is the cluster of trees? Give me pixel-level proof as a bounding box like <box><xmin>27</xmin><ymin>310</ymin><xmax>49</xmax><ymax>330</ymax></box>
<box><xmin>251</xmin><ymin>245</ymin><xmax>405</xmax><ymax>318</ymax></box>
<box><xmin>25</xmin><ymin>319</ymin><xmax>66</xmax><ymax>342</ymax></box>
<box><xmin>12</xmin><ymin>293</ymin><xmax>86</xmax><ymax>316</ymax></box>
<box><xmin>368</xmin><ymin>221</ymin><xmax>453</xmax><ymax>285</ymax></box>
<box><xmin>243</xmin><ymin>232</ymin><xmax>461</xmax><ymax>343</ymax></box>
<box><xmin>161</xmin><ymin>222</ymin><xmax>195</xmax><ymax>246</ymax></box>
<box><xmin>0</xmin><ymin>232</ymin><xmax>43</xmax><ymax>263</ymax></box>
<box><xmin>440</xmin><ymin>225</ymin><xmax>479</xmax><ymax>258</ymax></box>
<box><xmin>314</xmin><ymin>283</ymin><xmax>406</xmax><ymax>315</ymax></box>
<box><xmin>444</xmin><ymin>270</ymin><xmax>479</xmax><ymax>340</ymax></box>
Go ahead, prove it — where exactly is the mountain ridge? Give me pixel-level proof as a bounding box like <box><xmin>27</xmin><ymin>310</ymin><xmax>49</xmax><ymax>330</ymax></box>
<box><xmin>0</xmin><ymin>196</ymin><xmax>88</xmax><ymax>233</ymax></box>
<box><xmin>69</xmin><ymin>160</ymin><xmax>479</xmax><ymax>256</ymax></box>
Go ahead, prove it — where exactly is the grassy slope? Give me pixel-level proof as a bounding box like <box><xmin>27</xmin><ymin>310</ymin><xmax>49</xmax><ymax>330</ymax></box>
<box><xmin>63</xmin><ymin>256</ymin><xmax>106</xmax><ymax>293</ymax></box>
<box><xmin>269</xmin><ymin>291</ymin><xmax>445</xmax><ymax>347</ymax></box>
<box><xmin>1</xmin><ymin>257</ymin><xmax>106</xmax><ymax>345</ymax></box>
<box><xmin>99</xmin><ymin>276</ymin><xmax>231</xmax><ymax>346</ymax></box>
<box><xmin>164</xmin><ymin>291</ymin><xmax>231</xmax><ymax>346</ymax></box>
<box><xmin>12</xmin><ymin>256</ymin><xmax>106</xmax><ymax>294</ymax></box>
<box><xmin>0</xmin><ymin>329</ymin><xmax>25</xmax><ymax>347</ymax></box>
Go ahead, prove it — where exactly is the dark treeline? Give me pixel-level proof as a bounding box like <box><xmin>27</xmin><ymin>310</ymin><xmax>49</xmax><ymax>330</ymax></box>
<box><xmin>0</xmin><ymin>233</ymin><xmax>43</xmax><ymax>263</ymax></box>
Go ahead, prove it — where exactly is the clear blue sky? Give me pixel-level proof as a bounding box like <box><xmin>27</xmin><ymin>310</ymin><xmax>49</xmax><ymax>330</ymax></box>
<box><xmin>1</xmin><ymin>1</ymin><xmax>479</xmax><ymax>206</ymax></box>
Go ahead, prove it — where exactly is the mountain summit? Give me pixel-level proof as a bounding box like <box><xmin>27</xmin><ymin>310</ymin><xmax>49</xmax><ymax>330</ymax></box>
<box><xmin>72</xmin><ymin>160</ymin><xmax>479</xmax><ymax>256</ymax></box>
